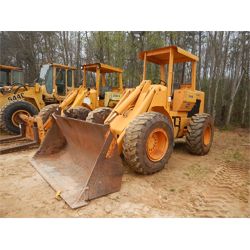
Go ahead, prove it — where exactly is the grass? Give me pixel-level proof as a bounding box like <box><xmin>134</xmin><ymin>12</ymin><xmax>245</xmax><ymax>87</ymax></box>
<box><xmin>233</xmin><ymin>151</ymin><xmax>244</xmax><ymax>161</ymax></box>
<box><xmin>184</xmin><ymin>163</ymin><xmax>210</xmax><ymax>179</ymax></box>
<box><xmin>223</xmin><ymin>149</ymin><xmax>245</xmax><ymax>162</ymax></box>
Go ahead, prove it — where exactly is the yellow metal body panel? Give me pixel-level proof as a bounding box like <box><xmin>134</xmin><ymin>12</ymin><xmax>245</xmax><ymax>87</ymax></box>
<box><xmin>0</xmin><ymin>91</ymin><xmax>25</xmax><ymax>107</ymax></box>
<box><xmin>139</xmin><ymin>46</ymin><xmax>199</xmax><ymax>64</ymax></box>
<box><xmin>0</xmin><ymin>65</ymin><xmax>22</xmax><ymax>71</ymax></box>
<box><xmin>104</xmin><ymin>92</ymin><xmax>123</xmax><ymax>107</ymax></box>
<box><xmin>172</xmin><ymin>89</ymin><xmax>204</xmax><ymax>112</ymax></box>
<box><xmin>83</xmin><ymin>63</ymin><xmax>123</xmax><ymax>73</ymax></box>
<box><xmin>173</xmin><ymin>89</ymin><xmax>196</xmax><ymax>111</ymax></box>
<box><xmin>0</xmin><ymin>85</ymin><xmax>44</xmax><ymax>110</ymax></box>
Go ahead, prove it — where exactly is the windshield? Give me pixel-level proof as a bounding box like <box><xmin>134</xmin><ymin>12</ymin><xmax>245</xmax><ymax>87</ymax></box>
<box><xmin>38</xmin><ymin>64</ymin><xmax>51</xmax><ymax>84</ymax></box>
<box><xmin>12</xmin><ymin>70</ymin><xmax>24</xmax><ymax>84</ymax></box>
<box><xmin>0</xmin><ymin>70</ymin><xmax>9</xmax><ymax>87</ymax></box>
<box><xmin>38</xmin><ymin>64</ymin><xmax>53</xmax><ymax>94</ymax></box>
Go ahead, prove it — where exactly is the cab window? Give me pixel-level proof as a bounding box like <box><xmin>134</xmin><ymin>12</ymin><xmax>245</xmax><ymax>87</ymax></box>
<box><xmin>56</xmin><ymin>68</ymin><xmax>66</xmax><ymax>95</ymax></box>
<box><xmin>12</xmin><ymin>70</ymin><xmax>24</xmax><ymax>84</ymax></box>
<box><xmin>67</xmin><ymin>70</ymin><xmax>72</xmax><ymax>87</ymax></box>
<box><xmin>45</xmin><ymin>67</ymin><xmax>53</xmax><ymax>94</ymax></box>
<box><xmin>0</xmin><ymin>70</ymin><xmax>9</xmax><ymax>86</ymax></box>
<box><xmin>38</xmin><ymin>64</ymin><xmax>53</xmax><ymax>94</ymax></box>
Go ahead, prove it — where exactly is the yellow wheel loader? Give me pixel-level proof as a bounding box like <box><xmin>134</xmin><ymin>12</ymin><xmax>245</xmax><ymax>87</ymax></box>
<box><xmin>0</xmin><ymin>64</ymin><xmax>27</xmax><ymax>106</ymax></box>
<box><xmin>30</xmin><ymin>46</ymin><xmax>214</xmax><ymax>209</ymax></box>
<box><xmin>0</xmin><ymin>63</ymin><xmax>123</xmax><ymax>154</ymax></box>
<box><xmin>0</xmin><ymin>63</ymin><xmax>77</xmax><ymax>134</ymax></box>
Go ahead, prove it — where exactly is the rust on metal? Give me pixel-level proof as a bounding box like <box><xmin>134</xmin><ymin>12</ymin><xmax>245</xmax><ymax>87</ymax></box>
<box><xmin>30</xmin><ymin>114</ymin><xmax>123</xmax><ymax>209</ymax></box>
<box><xmin>0</xmin><ymin>123</ymin><xmax>40</xmax><ymax>154</ymax></box>
<box><xmin>105</xmin><ymin>138</ymin><xmax>117</xmax><ymax>159</ymax></box>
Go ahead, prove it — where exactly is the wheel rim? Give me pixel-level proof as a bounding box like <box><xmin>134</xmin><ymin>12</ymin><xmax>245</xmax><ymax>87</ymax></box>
<box><xmin>146</xmin><ymin>128</ymin><xmax>168</xmax><ymax>162</ymax></box>
<box><xmin>11</xmin><ymin>110</ymin><xmax>30</xmax><ymax>126</ymax></box>
<box><xmin>203</xmin><ymin>125</ymin><xmax>211</xmax><ymax>146</ymax></box>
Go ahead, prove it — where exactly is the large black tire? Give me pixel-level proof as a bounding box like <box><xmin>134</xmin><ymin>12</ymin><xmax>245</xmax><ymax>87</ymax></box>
<box><xmin>64</xmin><ymin>106</ymin><xmax>90</xmax><ymax>120</ymax></box>
<box><xmin>86</xmin><ymin>107</ymin><xmax>112</xmax><ymax>124</ymax></box>
<box><xmin>0</xmin><ymin>100</ymin><xmax>38</xmax><ymax>134</ymax></box>
<box><xmin>38</xmin><ymin>104</ymin><xmax>59</xmax><ymax>123</ymax></box>
<box><xmin>123</xmin><ymin>112</ymin><xmax>174</xmax><ymax>175</ymax></box>
<box><xmin>186</xmin><ymin>113</ymin><xmax>214</xmax><ymax>155</ymax></box>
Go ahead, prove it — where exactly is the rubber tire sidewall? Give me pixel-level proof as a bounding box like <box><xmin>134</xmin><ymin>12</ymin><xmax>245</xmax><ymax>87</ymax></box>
<box><xmin>186</xmin><ymin>114</ymin><xmax>214</xmax><ymax>155</ymax></box>
<box><xmin>64</xmin><ymin>106</ymin><xmax>90</xmax><ymax>120</ymax></box>
<box><xmin>1</xmin><ymin>101</ymin><xmax>38</xmax><ymax>134</ymax></box>
<box><xmin>123</xmin><ymin>112</ymin><xmax>174</xmax><ymax>175</ymax></box>
<box><xmin>200</xmin><ymin>115</ymin><xmax>214</xmax><ymax>154</ymax></box>
<box><xmin>38</xmin><ymin>104</ymin><xmax>59</xmax><ymax>123</ymax></box>
<box><xmin>140</xmin><ymin>119</ymin><xmax>174</xmax><ymax>173</ymax></box>
<box><xmin>86</xmin><ymin>107</ymin><xmax>112</xmax><ymax>124</ymax></box>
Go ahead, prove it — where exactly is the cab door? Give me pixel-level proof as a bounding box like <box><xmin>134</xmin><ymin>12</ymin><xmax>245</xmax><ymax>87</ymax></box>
<box><xmin>55</xmin><ymin>67</ymin><xmax>67</xmax><ymax>100</ymax></box>
<box><xmin>66</xmin><ymin>69</ymin><xmax>75</xmax><ymax>92</ymax></box>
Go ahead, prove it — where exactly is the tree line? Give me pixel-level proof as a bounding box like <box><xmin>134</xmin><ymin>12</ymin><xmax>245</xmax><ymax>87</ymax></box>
<box><xmin>0</xmin><ymin>31</ymin><xmax>249</xmax><ymax>127</ymax></box>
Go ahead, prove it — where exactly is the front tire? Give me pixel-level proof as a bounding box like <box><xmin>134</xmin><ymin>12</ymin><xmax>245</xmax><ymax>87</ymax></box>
<box><xmin>0</xmin><ymin>100</ymin><xmax>38</xmax><ymax>134</ymax></box>
<box><xmin>86</xmin><ymin>107</ymin><xmax>112</xmax><ymax>124</ymax></box>
<box><xmin>186</xmin><ymin>113</ymin><xmax>214</xmax><ymax>155</ymax></box>
<box><xmin>123</xmin><ymin>112</ymin><xmax>174</xmax><ymax>175</ymax></box>
<box><xmin>38</xmin><ymin>104</ymin><xmax>59</xmax><ymax>123</ymax></box>
<box><xmin>64</xmin><ymin>106</ymin><xmax>90</xmax><ymax>120</ymax></box>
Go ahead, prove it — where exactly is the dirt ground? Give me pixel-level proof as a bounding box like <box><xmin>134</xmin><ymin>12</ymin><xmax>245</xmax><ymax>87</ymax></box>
<box><xmin>0</xmin><ymin>128</ymin><xmax>249</xmax><ymax>218</ymax></box>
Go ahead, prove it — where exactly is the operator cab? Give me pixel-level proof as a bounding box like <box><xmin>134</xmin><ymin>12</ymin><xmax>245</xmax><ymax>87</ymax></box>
<box><xmin>82</xmin><ymin>63</ymin><xmax>123</xmax><ymax>102</ymax></box>
<box><xmin>38</xmin><ymin>63</ymin><xmax>76</xmax><ymax>98</ymax></box>
<box><xmin>0</xmin><ymin>65</ymin><xmax>24</xmax><ymax>87</ymax></box>
<box><xmin>139</xmin><ymin>46</ymin><xmax>203</xmax><ymax>115</ymax></box>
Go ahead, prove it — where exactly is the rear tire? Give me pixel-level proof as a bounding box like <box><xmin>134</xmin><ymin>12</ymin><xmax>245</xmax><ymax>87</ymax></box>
<box><xmin>0</xmin><ymin>100</ymin><xmax>38</xmax><ymax>134</ymax></box>
<box><xmin>86</xmin><ymin>107</ymin><xmax>112</xmax><ymax>124</ymax></box>
<box><xmin>123</xmin><ymin>112</ymin><xmax>174</xmax><ymax>175</ymax></box>
<box><xmin>38</xmin><ymin>104</ymin><xmax>59</xmax><ymax>123</ymax></box>
<box><xmin>64</xmin><ymin>106</ymin><xmax>90</xmax><ymax>120</ymax></box>
<box><xmin>186</xmin><ymin>113</ymin><xmax>214</xmax><ymax>155</ymax></box>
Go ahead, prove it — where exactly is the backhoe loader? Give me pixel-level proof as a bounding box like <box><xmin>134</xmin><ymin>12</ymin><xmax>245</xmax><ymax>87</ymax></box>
<box><xmin>0</xmin><ymin>63</ymin><xmax>123</xmax><ymax>154</ymax></box>
<box><xmin>0</xmin><ymin>63</ymin><xmax>77</xmax><ymax>134</ymax></box>
<box><xmin>31</xmin><ymin>46</ymin><xmax>214</xmax><ymax>209</ymax></box>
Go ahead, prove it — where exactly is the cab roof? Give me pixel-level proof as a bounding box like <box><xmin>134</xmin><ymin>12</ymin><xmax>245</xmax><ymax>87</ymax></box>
<box><xmin>82</xmin><ymin>63</ymin><xmax>123</xmax><ymax>73</ymax></box>
<box><xmin>138</xmin><ymin>46</ymin><xmax>199</xmax><ymax>64</ymax></box>
<box><xmin>49</xmin><ymin>63</ymin><xmax>76</xmax><ymax>70</ymax></box>
<box><xmin>0</xmin><ymin>64</ymin><xmax>23</xmax><ymax>71</ymax></box>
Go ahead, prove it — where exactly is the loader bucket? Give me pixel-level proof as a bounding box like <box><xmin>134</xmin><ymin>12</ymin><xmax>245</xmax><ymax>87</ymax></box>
<box><xmin>30</xmin><ymin>114</ymin><xmax>123</xmax><ymax>209</ymax></box>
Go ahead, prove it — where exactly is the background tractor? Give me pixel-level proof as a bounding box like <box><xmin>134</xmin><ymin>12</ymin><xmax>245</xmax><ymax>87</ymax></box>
<box><xmin>0</xmin><ymin>63</ymin><xmax>124</xmax><ymax>154</ymax></box>
<box><xmin>0</xmin><ymin>63</ymin><xmax>77</xmax><ymax>134</ymax></box>
<box><xmin>0</xmin><ymin>64</ymin><xmax>24</xmax><ymax>88</ymax></box>
<box><xmin>30</xmin><ymin>46</ymin><xmax>214</xmax><ymax>209</ymax></box>
<box><xmin>0</xmin><ymin>64</ymin><xmax>26</xmax><ymax>100</ymax></box>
